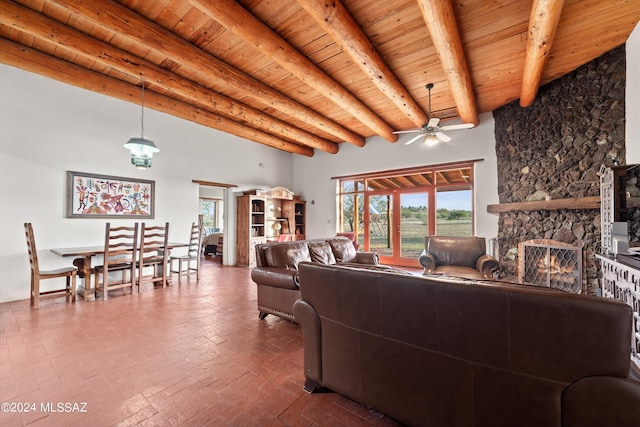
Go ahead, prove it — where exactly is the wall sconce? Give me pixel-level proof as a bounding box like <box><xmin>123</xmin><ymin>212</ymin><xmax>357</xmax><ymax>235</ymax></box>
<box><xmin>124</xmin><ymin>80</ymin><xmax>159</xmax><ymax>169</ymax></box>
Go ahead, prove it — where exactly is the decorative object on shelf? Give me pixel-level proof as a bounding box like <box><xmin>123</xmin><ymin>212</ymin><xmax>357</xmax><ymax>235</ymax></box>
<box><xmin>123</xmin><ymin>80</ymin><xmax>159</xmax><ymax>169</ymax></box>
<box><xmin>255</xmin><ymin>186</ymin><xmax>294</xmax><ymax>200</ymax></box>
<box><xmin>66</xmin><ymin>171</ymin><xmax>154</xmax><ymax>218</ymax></box>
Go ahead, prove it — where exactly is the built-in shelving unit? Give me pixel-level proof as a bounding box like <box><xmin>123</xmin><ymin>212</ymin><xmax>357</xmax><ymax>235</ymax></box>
<box><xmin>237</xmin><ymin>195</ymin><xmax>266</xmax><ymax>266</ymax></box>
<box><xmin>293</xmin><ymin>200</ymin><xmax>306</xmax><ymax>240</ymax></box>
<box><xmin>237</xmin><ymin>189</ymin><xmax>307</xmax><ymax>264</ymax></box>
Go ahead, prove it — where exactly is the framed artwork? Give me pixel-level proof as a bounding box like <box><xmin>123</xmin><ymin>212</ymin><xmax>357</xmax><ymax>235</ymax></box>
<box><xmin>66</xmin><ymin>171</ymin><xmax>155</xmax><ymax>218</ymax></box>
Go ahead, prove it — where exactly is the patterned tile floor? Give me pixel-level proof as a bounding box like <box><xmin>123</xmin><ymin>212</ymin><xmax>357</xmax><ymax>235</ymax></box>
<box><xmin>0</xmin><ymin>257</ymin><xmax>402</xmax><ymax>426</ymax></box>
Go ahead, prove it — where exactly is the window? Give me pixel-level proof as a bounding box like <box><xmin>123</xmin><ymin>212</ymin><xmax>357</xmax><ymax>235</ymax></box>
<box><xmin>200</xmin><ymin>198</ymin><xmax>222</xmax><ymax>234</ymax></box>
<box><xmin>335</xmin><ymin>161</ymin><xmax>477</xmax><ymax>265</ymax></box>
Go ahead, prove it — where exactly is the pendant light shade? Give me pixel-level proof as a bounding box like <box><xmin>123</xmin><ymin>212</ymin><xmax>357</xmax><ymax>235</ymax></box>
<box><xmin>124</xmin><ymin>137</ymin><xmax>159</xmax><ymax>169</ymax></box>
<box><xmin>124</xmin><ymin>80</ymin><xmax>159</xmax><ymax>169</ymax></box>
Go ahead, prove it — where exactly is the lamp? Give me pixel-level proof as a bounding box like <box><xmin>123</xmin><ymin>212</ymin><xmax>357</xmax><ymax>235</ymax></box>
<box><xmin>424</xmin><ymin>133</ymin><xmax>439</xmax><ymax>146</ymax></box>
<box><xmin>124</xmin><ymin>80</ymin><xmax>159</xmax><ymax>169</ymax></box>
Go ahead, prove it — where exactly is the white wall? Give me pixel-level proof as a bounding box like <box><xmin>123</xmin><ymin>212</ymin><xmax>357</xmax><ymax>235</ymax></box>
<box><xmin>292</xmin><ymin>112</ymin><xmax>500</xmax><ymax>241</ymax></box>
<box><xmin>626</xmin><ymin>23</ymin><xmax>640</xmax><ymax>164</ymax></box>
<box><xmin>0</xmin><ymin>64</ymin><xmax>293</xmax><ymax>303</ymax></box>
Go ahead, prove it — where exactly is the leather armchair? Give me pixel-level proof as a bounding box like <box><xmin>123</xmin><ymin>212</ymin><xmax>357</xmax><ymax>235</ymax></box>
<box><xmin>419</xmin><ymin>236</ymin><xmax>499</xmax><ymax>279</ymax></box>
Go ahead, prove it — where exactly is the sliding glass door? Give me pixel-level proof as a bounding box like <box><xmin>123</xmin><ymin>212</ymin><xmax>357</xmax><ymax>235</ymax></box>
<box><xmin>365</xmin><ymin>190</ymin><xmax>430</xmax><ymax>266</ymax></box>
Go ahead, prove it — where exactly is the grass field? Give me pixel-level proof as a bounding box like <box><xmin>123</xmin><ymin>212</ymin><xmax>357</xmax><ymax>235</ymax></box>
<box><xmin>367</xmin><ymin>218</ymin><xmax>472</xmax><ymax>258</ymax></box>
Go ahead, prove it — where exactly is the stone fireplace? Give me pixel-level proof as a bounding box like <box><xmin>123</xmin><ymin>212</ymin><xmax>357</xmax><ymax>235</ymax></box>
<box><xmin>492</xmin><ymin>45</ymin><xmax>626</xmax><ymax>295</ymax></box>
<box><xmin>519</xmin><ymin>239</ymin><xmax>584</xmax><ymax>294</ymax></box>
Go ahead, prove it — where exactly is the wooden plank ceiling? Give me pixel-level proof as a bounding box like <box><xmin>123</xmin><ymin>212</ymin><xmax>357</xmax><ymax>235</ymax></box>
<box><xmin>1</xmin><ymin>0</ymin><xmax>638</xmax><ymax>157</ymax></box>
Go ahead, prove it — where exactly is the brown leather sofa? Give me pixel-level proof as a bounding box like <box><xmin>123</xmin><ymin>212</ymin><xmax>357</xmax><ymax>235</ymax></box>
<box><xmin>419</xmin><ymin>235</ymin><xmax>499</xmax><ymax>279</ymax></box>
<box><xmin>251</xmin><ymin>236</ymin><xmax>384</xmax><ymax>322</ymax></box>
<box><xmin>294</xmin><ymin>263</ymin><xmax>640</xmax><ymax>427</ymax></box>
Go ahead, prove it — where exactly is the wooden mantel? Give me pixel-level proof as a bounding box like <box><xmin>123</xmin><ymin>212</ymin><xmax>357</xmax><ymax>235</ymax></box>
<box><xmin>486</xmin><ymin>196</ymin><xmax>600</xmax><ymax>214</ymax></box>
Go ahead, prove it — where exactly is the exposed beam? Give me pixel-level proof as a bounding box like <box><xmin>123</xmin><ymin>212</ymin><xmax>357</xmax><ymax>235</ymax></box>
<box><xmin>0</xmin><ymin>39</ymin><xmax>314</xmax><ymax>157</ymax></box>
<box><xmin>189</xmin><ymin>0</ymin><xmax>399</xmax><ymax>143</ymax></box>
<box><xmin>192</xmin><ymin>180</ymin><xmax>237</xmax><ymax>188</ymax></box>
<box><xmin>0</xmin><ymin>1</ymin><xmax>339</xmax><ymax>154</ymax></box>
<box><xmin>416</xmin><ymin>0</ymin><xmax>479</xmax><ymax>127</ymax></box>
<box><xmin>46</xmin><ymin>0</ymin><xmax>364</xmax><ymax>147</ymax></box>
<box><xmin>520</xmin><ymin>0</ymin><xmax>565</xmax><ymax>107</ymax></box>
<box><xmin>296</xmin><ymin>0</ymin><xmax>429</xmax><ymax>127</ymax></box>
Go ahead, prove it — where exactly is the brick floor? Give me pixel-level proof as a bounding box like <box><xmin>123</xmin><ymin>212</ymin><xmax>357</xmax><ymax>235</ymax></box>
<box><xmin>0</xmin><ymin>257</ymin><xmax>401</xmax><ymax>426</ymax></box>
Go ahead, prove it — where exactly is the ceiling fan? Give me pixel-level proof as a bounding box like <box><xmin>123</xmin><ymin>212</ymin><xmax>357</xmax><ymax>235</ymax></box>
<box><xmin>394</xmin><ymin>83</ymin><xmax>475</xmax><ymax>146</ymax></box>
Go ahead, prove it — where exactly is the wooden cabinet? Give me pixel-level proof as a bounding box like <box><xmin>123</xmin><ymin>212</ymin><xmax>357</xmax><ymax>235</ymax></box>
<box><xmin>237</xmin><ymin>195</ymin><xmax>267</xmax><ymax>266</ymax></box>
<box><xmin>283</xmin><ymin>199</ymin><xmax>306</xmax><ymax>240</ymax></box>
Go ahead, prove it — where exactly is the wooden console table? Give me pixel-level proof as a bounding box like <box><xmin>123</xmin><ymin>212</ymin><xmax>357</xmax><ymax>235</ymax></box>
<box><xmin>596</xmin><ymin>254</ymin><xmax>640</xmax><ymax>372</ymax></box>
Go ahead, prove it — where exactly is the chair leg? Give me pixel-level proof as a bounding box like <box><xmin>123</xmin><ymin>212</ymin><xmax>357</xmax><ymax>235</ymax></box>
<box><xmin>71</xmin><ymin>273</ymin><xmax>77</xmax><ymax>303</ymax></box>
<box><xmin>32</xmin><ymin>277</ymin><xmax>39</xmax><ymax>309</ymax></box>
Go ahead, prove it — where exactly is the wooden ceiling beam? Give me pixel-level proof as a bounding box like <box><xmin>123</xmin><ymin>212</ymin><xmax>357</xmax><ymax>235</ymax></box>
<box><xmin>0</xmin><ymin>39</ymin><xmax>314</xmax><ymax>157</ymax></box>
<box><xmin>45</xmin><ymin>0</ymin><xmax>364</xmax><ymax>148</ymax></box>
<box><xmin>189</xmin><ymin>0</ymin><xmax>398</xmax><ymax>143</ymax></box>
<box><xmin>416</xmin><ymin>0</ymin><xmax>479</xmax><ymax>127</ymax></box>
<box><xmin>0</xmin><ymin>1</ymin><xmax>338</xmax><ymax>154</ymax></box>
<box><xmin>296</xmin><ymin>0</ymin><xmax>429</xmax><ymax>128</ymax></box>
<box><xmin>394</xmin><ymin>176</ymin><xmax>416</xmax><ymax>188</ymax></box>
<box><xmin>520</xmin><ymin>0</ymin><xmax>565</xmax><ymax>107</ymax></box>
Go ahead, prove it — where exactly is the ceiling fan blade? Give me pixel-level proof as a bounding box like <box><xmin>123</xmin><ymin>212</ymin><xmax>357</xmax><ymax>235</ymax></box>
<box><xmin>427</xmin><ymin>118</ymin><xmax>440</xmax><ymax>128</ymax></box>
<box><xmin>441</xmin><ymin>123</ymin><xmax>475</xmax><ymax>131</ymax></box>
<box><xmin>393</xmin><ymin>129</ymin><xmax>421</xmax><ymax>134</ymax></box>
<box><xmin>435</xmin><ymin>132</ymin><xmax>451</xmax><ymax>142</ymax></box>
<box><xmin>404</xmin><ymin>133</ymin><xmax>426</xmax><ymax>145</ymax></box>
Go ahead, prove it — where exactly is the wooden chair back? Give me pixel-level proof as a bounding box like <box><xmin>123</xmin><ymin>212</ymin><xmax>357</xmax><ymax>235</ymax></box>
<box><xmin>138</xmin><ymin>222</ymin><xmax>170</xmax><ymax>289</ymax></box>
<box><xmin>184</xmin><ymin>222</ymin><xmax>201</xmax><ymax>257</ymax></box>
<box><xmin>94</xmin><ymin>222</ymin><xmax>139</xmax><ymax>300</ymax></box>
<box><xmin>170</xmin><ymin>222</ymin><xmax>202</xmax><ymax>283</ymax></box>
<box><xmin>24</xmin><ymin>222</ymin><xmax>77</xmax><ymax>308</ymax></box>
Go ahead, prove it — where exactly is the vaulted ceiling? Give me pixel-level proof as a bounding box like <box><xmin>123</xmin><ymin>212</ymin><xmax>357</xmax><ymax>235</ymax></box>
<box><xmin>1</xmin><ymin>0</ymin><xmax>638</xmax><ymax>156</ymax></box>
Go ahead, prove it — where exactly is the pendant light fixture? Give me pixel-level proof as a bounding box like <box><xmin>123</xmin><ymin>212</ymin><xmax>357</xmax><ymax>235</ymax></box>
<box><xmin>124</xmin><ymin>80</ymin><xmax>159</xmax><ymax>169</ymax></box>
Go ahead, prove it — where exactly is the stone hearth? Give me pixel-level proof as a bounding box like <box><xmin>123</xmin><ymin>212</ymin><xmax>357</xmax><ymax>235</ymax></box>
<box><xmin>492</xmin><ymin>45</ymin><xmax>626</xmax><ymax>295</ymax></box>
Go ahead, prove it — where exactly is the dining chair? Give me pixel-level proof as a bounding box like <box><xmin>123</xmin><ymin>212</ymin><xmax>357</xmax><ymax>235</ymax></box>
<box><xmin>94</xmin><ymin>223</ymin><xmax>139</xmax><ymax>301</ymax></box>
<box><xmin>138</xmin><ymin>222</ymin><xmax>170</xmax><ymax>290</ymax></box>
<box><xmin>170</xmin><ymin>222</ymin><xmax>202</xmax><ymax>283</ymax></box>
<box><xmin>24</xmin><ymin>223</ymin><xmax>77</xmax><ymax>309</ymax></box>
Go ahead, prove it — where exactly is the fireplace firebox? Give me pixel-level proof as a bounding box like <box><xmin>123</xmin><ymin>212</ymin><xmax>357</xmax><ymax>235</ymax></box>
<box><xmin>519</xmin><ymin>239</ymin><xmax>585</xmax><ymax>294</ymax></box>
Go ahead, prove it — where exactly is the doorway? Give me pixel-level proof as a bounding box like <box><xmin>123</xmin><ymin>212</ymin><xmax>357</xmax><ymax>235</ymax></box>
<box><xmin>365</xmin><ymin>190</ymin><xmax>431</xmax><ymax>266</ymax></box>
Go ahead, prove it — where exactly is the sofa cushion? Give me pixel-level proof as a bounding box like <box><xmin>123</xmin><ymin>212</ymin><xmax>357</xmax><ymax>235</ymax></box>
<box><xmin>328</xmin><ymin>237</ymin><xmax>357</xmax><ymax>263</ymax></box>
<box><xmin>265</xmin><ymin>241</ymin><xmax>311</xmax><ymax>270</ymax></box>
<box><xmin>308</xmin><ymin>241</ymin><xmax>336</xmax><ymax>265</ymax></box>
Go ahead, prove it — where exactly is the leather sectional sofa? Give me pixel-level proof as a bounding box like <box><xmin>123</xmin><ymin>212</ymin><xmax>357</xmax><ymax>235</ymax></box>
<box><xmin>251</xmin><ymin>236</ymin><xmax>384</xmax><ymax>322</ymax></box>
<box><xmin>294</xmin><ymin>262</ymin><xmax>640</xmax><ymax>427</ymax></box>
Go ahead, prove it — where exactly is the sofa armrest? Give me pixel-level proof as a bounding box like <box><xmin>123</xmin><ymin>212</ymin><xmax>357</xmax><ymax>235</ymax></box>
<box><xmin>476</xmin><ymin>254</ymin><xmax>500</xmax><ymax>279</ymax></box>
<box><xmin>418</xmin><ymin>249</ymin><xmax>436</xmax><ymax>273</ymax></box>
<box><xmin>251</xmin><ymin>267</ymin><xmax>299</xmax><ymax>290</ymax></box>
<box><xmin>293</xmin><ymin>299</ymin><xmax>322</xmax><ymax>393</ymax></box>
<box><xmin>354</xmin><ymin>251</ymin><xmax>379</xmax><ymax>265</ymax></box>
<box><xmin>562</xmin><ymin>376</ymin><xmax>640</xmax><ymax>427</ymax></box>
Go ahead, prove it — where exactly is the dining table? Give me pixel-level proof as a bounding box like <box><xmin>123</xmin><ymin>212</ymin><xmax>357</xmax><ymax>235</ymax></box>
<box><xmin>51</xmin><ymin>242</ymin><xmax>187</xmax><ymax>301</ymax></box>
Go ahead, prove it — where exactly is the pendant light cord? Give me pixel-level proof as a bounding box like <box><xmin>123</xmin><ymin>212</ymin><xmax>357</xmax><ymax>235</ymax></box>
<box><xmin>140</xmin><ymin>80</ymin><xmax>145</xmax><ymax>139</ymax></box>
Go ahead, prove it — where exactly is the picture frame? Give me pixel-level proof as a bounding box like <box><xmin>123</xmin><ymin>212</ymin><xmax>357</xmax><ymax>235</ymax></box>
<box><xmin>66</xmin><ymin>171</ymin><xmax>155</xmax><ymax>218</ymax></box>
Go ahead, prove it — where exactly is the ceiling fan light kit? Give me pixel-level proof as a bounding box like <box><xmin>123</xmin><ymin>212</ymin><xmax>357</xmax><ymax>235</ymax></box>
<box><xmin>395</xmin><ymin>83</ymin><xmax>474</xmax><ymax>146</ymax></box>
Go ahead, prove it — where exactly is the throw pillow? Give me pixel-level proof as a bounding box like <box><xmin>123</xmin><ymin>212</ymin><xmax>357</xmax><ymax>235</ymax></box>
<box><xmin>307</xmin><ymin>241</ymin><xmax>336</xmax><ymax>264</ymax></box>
<box><xmin>328</xmin><ymin>237</ymin><xmax>357</xmax><ymax>263</ymax></box>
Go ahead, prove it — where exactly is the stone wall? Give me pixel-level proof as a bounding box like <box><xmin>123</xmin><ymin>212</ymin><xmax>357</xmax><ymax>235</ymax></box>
<box><xmin>492</xmin><ymin>45</ymin><xmax>626</xmax><ymax>294</ymax></box>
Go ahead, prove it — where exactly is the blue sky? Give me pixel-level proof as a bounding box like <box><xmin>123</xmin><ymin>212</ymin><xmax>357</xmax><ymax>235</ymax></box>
<box><xmin>401</xmin><ymin>190</ymin><xmax>471</xmax><ymax>211</ymax></box>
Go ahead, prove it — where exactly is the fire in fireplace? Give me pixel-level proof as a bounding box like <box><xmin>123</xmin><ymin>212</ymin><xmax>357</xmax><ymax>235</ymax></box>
<box><xmin>519</xmin><ymin>239</ymin><xmax>585</xmax><ymax>294</ymax></box>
